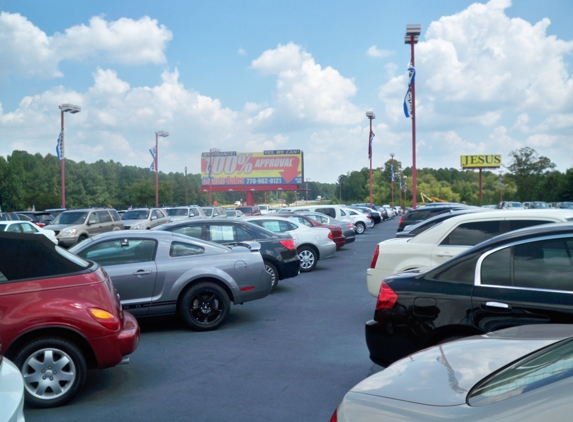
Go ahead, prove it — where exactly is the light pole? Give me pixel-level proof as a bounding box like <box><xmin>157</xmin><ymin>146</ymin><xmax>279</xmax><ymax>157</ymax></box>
<box><xmin>390</xmin><ymin>153</ymin><xmax>395</xmax><ymax>208</ymax></box>
<box><xmin>208</xmin><ymin>148</ymin><xmax>220</xmax><ymax>205</ymax></box>
<box><xmin>58</xmin><ymin>104</ymin><xmax>81</xmax><ymax>209</ymax></box>
<box><xmin>405</xmin><ymin>24</ymin><xmax>421</xmax><ymax>208</ymax></box>
<box><xmin>154</xmin><ymin>131</ymin><xmax>169</xmax><ymax>207</ymax></box>
<box><xmin>366</xmin><ymin>110</ymin><xmax>376</xmax><ymax>208</ymax></box>
<box><xmin>403</xmin><ymin>175</ymin><xmax>408</xmax><ymax>209</ymax></box>
<box><xmin>185</xmin><ymin>166</ymin><xmax>188</xmax><ymax>205</ymax></box>
<box><xmin>306</xmin><ymin>178</ymin><xmax>310</xmax><ymax>202</ymax></box>
<box><xmin>499</xmin><ymin>172</ymin><xmax>503</xmax><ymax>204</ymax></box>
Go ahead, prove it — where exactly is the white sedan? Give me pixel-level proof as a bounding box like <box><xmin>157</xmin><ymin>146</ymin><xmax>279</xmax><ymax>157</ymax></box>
<box><xmin>243</xmin><ymin>216</ymin><xmax>336</xmax><ymax>272</ymax></box>
<box><xmin>0</xmin><ymin>220</ymin><xmax>58</xmax><ymax>244</ymax></box>
<box><xmin>340</xmin><ymin>207</ymin><xmax>373</xmax><ymax>233</ymax></box>
<box><xmin>366</xmin><ymin>209</ymin><xmax>573</xmax><ymax>297</ymax></box>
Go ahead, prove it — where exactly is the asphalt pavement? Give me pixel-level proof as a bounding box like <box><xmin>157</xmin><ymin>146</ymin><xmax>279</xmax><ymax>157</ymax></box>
<box><xmin>25</xmin><ymin>218</ymin><xmax>399</xmax><ymax>422</ymax></box>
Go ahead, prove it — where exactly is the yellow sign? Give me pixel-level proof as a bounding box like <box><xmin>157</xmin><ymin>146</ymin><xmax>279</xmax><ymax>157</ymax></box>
<box><xmin>461</xmin><ymin>154</ymin><xmax>502</xmax><ymax>168</ymax></box>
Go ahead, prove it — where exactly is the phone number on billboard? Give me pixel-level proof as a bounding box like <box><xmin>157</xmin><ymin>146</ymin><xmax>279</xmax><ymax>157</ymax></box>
<box><xmin>245</xmin><ymin>178</ymin><xmax>284</xmax><ymax>185</ymax></box>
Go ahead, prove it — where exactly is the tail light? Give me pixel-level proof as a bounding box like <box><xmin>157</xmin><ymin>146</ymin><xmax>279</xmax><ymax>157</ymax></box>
<box><xmin>376</xmin><ymin>281</ymin><xmax>398</xmax><ymax>310</ymax></box>
<box><xmin>366</xmin><ymin>215</ymin><xmax>371</xmax><ymax>219</ymax></box>
<box><xmin>328</xmin><ymin>231</ymin><xmax>333</xmax><ymax>239</ymax></box>
<box><xmin>370</xmin><ymin>245</ymin><xmax>379</xmax><ymax>268</ymax></box>
<box><xmin>35</xmin><ymin>222</ymin><xmax>46</xmax><ymax>228</ymax></box>
<box><xmin>329</xmin><ymin>409</ymin><xmax>338</xmax><ymax>422</ymax></box>
<box><xmin>398</xmin><ymin>216</ymin><xmax>405</xmax><ymax>227</ymax></box>
<box><xmin>279</xmin><ymin>239</ymin><xmax>297</xmax><ymax>250</ymax></box>
<box><xmin>88</xmin><ymin>308</ymin><xmax>120</xmax><ymax>330</ymax></box>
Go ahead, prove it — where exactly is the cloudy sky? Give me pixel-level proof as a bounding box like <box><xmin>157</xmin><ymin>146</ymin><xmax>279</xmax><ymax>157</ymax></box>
<box><xmin>1</xmin><ymin>0</ymin><xmax>572</xmax><ymax>183</ymax></box>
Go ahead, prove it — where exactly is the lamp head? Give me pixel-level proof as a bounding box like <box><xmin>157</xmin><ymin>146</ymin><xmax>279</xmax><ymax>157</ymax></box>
<box><xmin>365</xmin><ymin>110</ymin><xmax>376</xmax><ymax>119</ymax></box>
<box><xmin>59</xmin><ymin>103</ymin><xmax>81</xmax><ymax>113</ymax></box>
<box><xmin>155</xmin><ymin>131</ymin><xmax>169</xmax><ymax>137</ymax></box>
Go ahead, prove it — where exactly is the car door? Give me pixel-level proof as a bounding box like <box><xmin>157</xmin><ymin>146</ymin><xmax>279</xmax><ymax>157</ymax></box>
<box><xmin>75</xmin><ymin>237</ymin><xmax>158</xmax><ymax>317</ymax></box>
<box><xmin>471</xmin><ymin>236</ymin><xmax>573</xmax><ymax>333</ymax></box>
<box><xmin>86</xmin><ymin>211</ymin><xmax>104</xmax><ymax>236</ymax></box>
<box><xmin>430</xmin><ymin>220</ymin><xmax>504</xmax><ymax>267</ymax></box>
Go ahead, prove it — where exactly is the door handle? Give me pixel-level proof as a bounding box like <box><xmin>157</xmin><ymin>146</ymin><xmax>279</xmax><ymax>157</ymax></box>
<box><xmin>484</xmin><ymin>301</ymin><xmax>511</xmax><ymax>310</ymax></box>
<box><xmin>437</xmin><ymin>252</ymin><xmax>454</xmax><ymax>257</ymax></box>
<box><xmin>132</xmin><ymin>270</ymin><xmax>152</xmax><ymax>276</ymax></box>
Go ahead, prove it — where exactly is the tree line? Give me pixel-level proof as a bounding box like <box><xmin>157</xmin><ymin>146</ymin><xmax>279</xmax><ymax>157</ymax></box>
<box><xmin>0</xmin><ymin>147</ymin><xmax>570</xmax><ymax>212</ymax></box>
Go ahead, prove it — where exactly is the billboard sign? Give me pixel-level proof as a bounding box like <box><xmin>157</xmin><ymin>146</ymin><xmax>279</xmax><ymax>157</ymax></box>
<box><xmin>461</xmin><ymin>154</ymin><xmax>502</xmax><ymax>168</ymax></box>
<box><xmin>201</xmin><ymin>150</ymin><xmax>304</xmax><ymax>186</ymax></box>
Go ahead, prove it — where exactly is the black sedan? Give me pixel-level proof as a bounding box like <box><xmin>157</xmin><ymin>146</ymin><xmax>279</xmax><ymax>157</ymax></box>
<box><xmin>366</xmin><ymin>222</ymin><xmax>573</xmax><ymax>367</ymax></box>
<box><xmin>153</xmin><ymin>219</ymin><xmax>300</xmax><ymax>291</ymax></box>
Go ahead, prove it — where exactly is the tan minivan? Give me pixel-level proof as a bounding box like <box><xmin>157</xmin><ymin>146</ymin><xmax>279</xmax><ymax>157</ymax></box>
<box><xmin>48</xmin><ymin>208</ymin><xmax>124</xmax><ymax>247</ymax></box>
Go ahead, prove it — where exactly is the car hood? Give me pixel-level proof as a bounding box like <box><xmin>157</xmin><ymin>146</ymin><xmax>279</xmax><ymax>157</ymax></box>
<box><xmin>47</xmin><ymin>223</ymin><xmax>75</xmax><ymax>231</ymax></box>
<box><xmin>351</xmin><ymin>325</ymin><xmax>573</xmax><ymax>406</ymax></box>
<box><xmin>122</xmin><ymin>219</ymin><xmax>147</xmax><ymax>226</ymax></box>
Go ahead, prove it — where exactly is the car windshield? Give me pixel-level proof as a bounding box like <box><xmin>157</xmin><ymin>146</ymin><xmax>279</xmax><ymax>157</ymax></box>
<box><xmin>166</xmin><ymin>209</ymin><xmax>188</xmax><ymax>216</ymax></box>
<box><xmin>468</xmin><ymin>337</ymin><xmax>573</xmax><ymax>407</ymax></box>
<box><xmin>203</xmin><ymin>208</ymin><xmax>213</xmax><ymax>216</ymax></box>
<box><xmin>226</xmin><ymin>210</ymin><xmax>236</xmax><ymax>217</ymax></box>
<box><xmin>122</xmin><ymin>210</ymin><xmax>149</xmax><ymax>220</ymax></box>
<box><xmin>52</xmin><ymin>211</ymin><xmax>88</xmax><ymax>225</ymax></box>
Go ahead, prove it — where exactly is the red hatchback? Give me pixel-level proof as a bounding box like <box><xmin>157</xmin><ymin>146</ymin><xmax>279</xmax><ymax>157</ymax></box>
<box><xmin>0</xmin><ymin>232</ymin><xmax>140</xmax><ymax>408</ymax></box>
<box><xmin>279</xmin><ymin>213</ymin><xmax>346</xmax><ymax>250</ymax></box>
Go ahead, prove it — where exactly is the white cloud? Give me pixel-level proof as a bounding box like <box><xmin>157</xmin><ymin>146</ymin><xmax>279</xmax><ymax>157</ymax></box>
<box><xmin>0</xmin><ymin>12</ymin><xmax>172</xmax><ymax>80</ymax></box>
<box><xmin>237</xmin><ymin>48</ymin><xmax>247</xmax><ymax>56</ymax></box>
<box><xmin>366</xmin><ymin>45</ymin><xmax>392</xmax><ymax>58</ymax></box>
<box><xmin>251</xmin><ymin>42</ymin><xmax>363</xmax><ymax>125</ymax></box>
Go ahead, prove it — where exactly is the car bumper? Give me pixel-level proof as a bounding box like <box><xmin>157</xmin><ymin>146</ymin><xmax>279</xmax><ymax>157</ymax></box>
<box><xmin>90</xmin><ymin>311</ymin><xmax>140</xmax><ymax>369</ymax></box>
<box><xmin>319</xmin><ymin>242</ymin><xmax>337</xmax><ymax>260</ymax></box>
<box><xmin>0</xmin><ymin>358</ymin><xmax>25</xmax><ymax>422</ymax></box>
<box><xmin>235</xmin><ymin>269</ymin><xmax>273</xmax><ymax>303</ymax></box>
<box><xmin>57</xmin><ymin>236</ymin><xmax>80</xmax><ymax>247</ymax></box>
<box><xmin>366</xmin><ymin>267</ymin><xmax>389</xmax><ymax>297</ymax></box>
<box><xmin>276</xmin><ymin>259</ymin><xmax>300</xmax><ymax>280</ymax></box>
<box><xmin>365</xmin><ymin>318</ymin><xmax>418</xmax><ymax>367</ymax></box>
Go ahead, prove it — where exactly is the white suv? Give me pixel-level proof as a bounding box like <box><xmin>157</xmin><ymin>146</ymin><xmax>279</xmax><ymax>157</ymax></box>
<box><xmin>366</xmin><ymin>209</ymin><xmax>573</xmax><ymax>297</ymax></box>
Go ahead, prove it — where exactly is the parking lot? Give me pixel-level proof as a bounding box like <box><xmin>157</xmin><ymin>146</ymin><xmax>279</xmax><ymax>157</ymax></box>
<box><xmin>24</xmin><ymin>219</ymin><xmax>396</xmax><ymax>421</ymax></box>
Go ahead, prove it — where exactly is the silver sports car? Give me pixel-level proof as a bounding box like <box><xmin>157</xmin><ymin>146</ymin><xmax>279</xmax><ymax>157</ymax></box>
<box><xmin>332</xmin><ymin>324</ymin><xmax>573</xmax><ymax>421</ymax></box>
<box><xmin>70</xmin><ymin>230</ymin><xmax>272</xmax><ymax>331</ymax></box>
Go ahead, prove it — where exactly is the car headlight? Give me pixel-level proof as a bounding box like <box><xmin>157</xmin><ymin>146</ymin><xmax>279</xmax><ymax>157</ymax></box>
<box><xmin>62</xmin><ymin>228</ymin><xmax>77</xmax><ymax>236</ymax></box>
<box><xmin>132</xmin><ymin>223</ymin><xmax>142</xmax><ymax>230</ymax></box>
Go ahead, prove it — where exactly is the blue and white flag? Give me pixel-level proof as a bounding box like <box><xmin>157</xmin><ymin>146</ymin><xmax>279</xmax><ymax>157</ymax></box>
<box><xmin>55</xmin><ymin>131</ymin><xmax>63</xmax><ymax>160</ymax></box>
<box><xmin>403</xmin><ymin>62</ymin><xmax>416</xmax><ymax>118</ymax></box>
<box><xmin>149</xmin><ymin>161</ymin><xmax>155</xmax><ymax>172</ymax></box>
<box><xmin>391</xmin><ymin>164</ymin><xmax>395</xmax><ymax>182</ymax></box>
<box><xmin>149</xmin><ymin>147</ymin><xmax>156</xmax><ymax>159</ymax></box>
<box><xmin>368</xmin><ymin>131</ymin><xmax>375</xmax><ymax>159</ymax></box>
<box><xmin>399</xmin><ymin>175</ymin><xmax>403</xmax><ymax>190</ymax></box>
<box><xmin>403</xmin><ymin>180</ymin><xmax>407</xmax><ymax>193</ymax></box>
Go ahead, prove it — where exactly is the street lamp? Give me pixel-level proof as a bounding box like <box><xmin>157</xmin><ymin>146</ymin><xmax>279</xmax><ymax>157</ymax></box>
<box><xmin>208</xmin><ymin>148</ymin><xmax>220</xmax><ymax>205</ymax></box>
<box><xmin>405</xmin><ymin>24</ymin><xmax>421</xmax><ymax>208</ymax></box>
<box><xmin>390</xmin><ymin>153</ymin><xmax>395</xmax><ymax>208</ymax></box>
<box><xmin>154</xmin><ymin>131</ymin><xmax>169</xmax><ymax>207</ymax></box>
<box><xmin>366</xmin><ymin>110</ymin><xmax>375</xmax><ymax>208</ymax></box>
<box><xmin>58</xmin><ymin>104</ymin><xmax>81</xmax><ymax>209</ymax></box>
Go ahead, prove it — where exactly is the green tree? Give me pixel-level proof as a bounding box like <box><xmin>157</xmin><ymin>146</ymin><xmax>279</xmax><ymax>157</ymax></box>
<box><xmin>506</xmin><ymin>147</ymin><xmax>556</xmax><ymax>202</ymax></box>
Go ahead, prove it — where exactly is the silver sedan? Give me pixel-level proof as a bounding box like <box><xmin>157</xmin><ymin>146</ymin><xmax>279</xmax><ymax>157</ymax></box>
<box><xmin>70</xmin><ymin>230</ymin><xmax>272</xmax><ymax>331</ymax></box>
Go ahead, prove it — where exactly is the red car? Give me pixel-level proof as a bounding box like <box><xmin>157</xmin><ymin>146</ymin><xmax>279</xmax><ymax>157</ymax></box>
<box><xmin>0</xmin><ymin>232</ymin><xmax>140</xmax><ymax>408</ymax></box>
<box><xmin>278</xmin><ymin>213</ymin><xmax>346</xmax><ymax>250</ymax></box>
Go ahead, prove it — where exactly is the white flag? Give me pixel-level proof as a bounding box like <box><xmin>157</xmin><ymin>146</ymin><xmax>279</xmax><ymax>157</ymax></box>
<box><xmin>56</xmin><ymin>131</ymin><xmax>64</xmax><ymax>160</ymax></box>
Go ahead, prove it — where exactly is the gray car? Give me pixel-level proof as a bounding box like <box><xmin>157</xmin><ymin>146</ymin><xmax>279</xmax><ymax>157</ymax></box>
<box><xmin>333</xmin><ymin>324</ymin><xmax>573</xmax><ymax>421</ymax></box>
<box><xmin>122</xmin><ymin>207</ymin><xmax>171</xmax><ymax>229</ymax></box>
<box><xmin>298</xmin><ymin>211</ymin><xmax>356</xmax><ymax>245</ymax></box>
<box><xmin>164</xmin><ymin>206</ymin><xmax>206</xmax><ymax>222</ymax></box>
<box><xmin>69</xmin><ymin>231</ymin><xmax>272</xmax><ymax>331</ymax></box>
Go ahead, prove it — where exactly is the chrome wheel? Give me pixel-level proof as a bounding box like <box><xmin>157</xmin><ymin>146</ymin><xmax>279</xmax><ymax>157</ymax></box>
<box><xmin>16</xmin><ymin>338</ymin><xmax>86</xmax><ymax>408</ymax></box>
<box><xmin>355</xmin><ymin>222</ymin><xmax>366</xmax><ymax>234</ymax></box>
<box><xmin>264</xmin><ymin>261</ymin><xmax>279</xmax><ymax>291</ymax></box>
<box><xmin>298</xmin><ymin>247</ymin><xmax>317</xmax><ymax>272</ymax></box>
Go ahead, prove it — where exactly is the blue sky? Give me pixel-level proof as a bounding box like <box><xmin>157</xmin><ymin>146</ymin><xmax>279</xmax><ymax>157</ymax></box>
<box><xmin>1</xmin><ymin>0</ymin><xmax>572</xmax><ymax>183</ymax></box>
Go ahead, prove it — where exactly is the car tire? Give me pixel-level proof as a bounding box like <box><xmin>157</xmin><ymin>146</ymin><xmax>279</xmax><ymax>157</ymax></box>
<box><xmin>436</xmin><ymin>335</ymin><xmax>465</xmax><ymax>345</ymax></box>
<box><xmin>298</xmin><ymin>246</ymin><xmax>317</xmax><ymax>272</ymax></box>
<box><xmin>77</xmin><ymin>234</ymin><xmax>88</xmax><ymax>244</ymax></box>
<box><xmin>264</xmin><ymin>261</ymin><xmax>279</xmax><ymax>291</ymax></box>
<box><xmin>180</xmin><ymin>282</ymin><xmax>230</xmax><ymax>331</ymax></box>
<box><xmin>15</xmin><ymin>337</ymin><xmax>87</xmax><ymax>408</ymax></box>
<box><xmin>368</xmin><ymin>219</ymin><xmax>375</xmax><ymax>228</ymax></box>
<box><xmin>355</xmin><ymin>222</ymin><xmax>366</xmax><ymax>234</ymax></box>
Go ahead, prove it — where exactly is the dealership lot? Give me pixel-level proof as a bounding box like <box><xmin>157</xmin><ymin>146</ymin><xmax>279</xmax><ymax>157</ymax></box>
<box><xmin>25</xmin><ymin>220</ymin><xmax>396</xmax><ymax>421</ymax></box>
